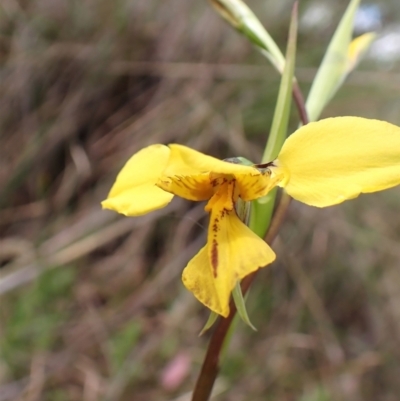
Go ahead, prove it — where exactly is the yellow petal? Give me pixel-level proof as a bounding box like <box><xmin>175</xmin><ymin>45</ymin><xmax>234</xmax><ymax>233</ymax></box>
<box><xmin>157</xmin><ymin>173</ymin><xmax>214</xmax><ymax>201</ymax></box>
<box><xmin>182</xmin><ymin>208</ymin><xmax>276</xmax><ymax>317</ymax></box>
<box><xmin>164</xmin><ymin>144</ymin><xmax>262</xmax><ymax>177</ymax></box>
<box><xmin>102</xmin><ymin>144</ymin><xmax>173</xmax><ymax>216</ymax></box>
<box><xmin>157</xmin><ymin>169</ymin><xmax>278</xmax><ymax>201</ymax></box>
<box><xmin>158</xmin><ymin>144</ymin><xmax>272</xmax><ymax>201</ymax></box>
<box><xmin>204</xmin><ymin>179</ymin><xmax>235</xmax><ymax>213</ymax></box>
<box><xmin>236</xmin><ymin>172</ymin><xmax>281</xmax><ymax>201</ymax></box>
<box><xmin>277</xmin><ymin>117</ymin><xmax>400</xmax><ymax>207</ymax></box>
<box><xmin>346</xmin><ymin>32</ymin><xmax>376</xmax><ymax>74</ymax></box>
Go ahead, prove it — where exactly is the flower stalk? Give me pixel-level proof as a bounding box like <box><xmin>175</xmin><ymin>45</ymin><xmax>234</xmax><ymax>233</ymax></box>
<box><xmin>191</xmin><ymin>4</ymin><xmax>300</xmax><ymax>400</ymax></box>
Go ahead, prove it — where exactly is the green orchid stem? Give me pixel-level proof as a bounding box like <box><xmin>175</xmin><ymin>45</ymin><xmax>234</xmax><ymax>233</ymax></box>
<box><xmin>191</xmin><ymin>193</ymin><xmax>292</xmax><ymax>401</ymax></box>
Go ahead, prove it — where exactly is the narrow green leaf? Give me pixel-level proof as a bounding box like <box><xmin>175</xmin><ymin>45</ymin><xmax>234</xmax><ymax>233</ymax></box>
<box><xmin>232</xmin><ymin>282</ymin><xmax>257</xmax><ymax>331</ymax></box>
<box><xmin>261</xmin><ymin>5</ymin><xmax>297</xmax><ymax>163</ymax></box>
<box><xmin>209</xmin><ymin>0</ymin><xmax>285</xmax><ymax>72</ymax></box>
<box><xmin>250</xmin><ymin>2</ymin><xmax>298</xmax><ymax>238</ymax></box>
<box><xmin>306</xmin><ymin>0</ymin><xmax>361</xmax><ymax>122</ymax></box>
<box><xmin>199</xmin><ymin>311</ymin><xmax>219</xmax><ymax>336</ymax></box>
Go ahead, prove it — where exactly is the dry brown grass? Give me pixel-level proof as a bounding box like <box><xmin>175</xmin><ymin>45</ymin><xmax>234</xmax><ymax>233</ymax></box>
<box><xmin>1</xmin><ymin>1</ymin><xmax>400</xmax><ymax>400</ymax></box>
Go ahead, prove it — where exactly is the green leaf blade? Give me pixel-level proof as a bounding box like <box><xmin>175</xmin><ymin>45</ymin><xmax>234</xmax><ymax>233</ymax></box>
<box><xmin>306</xmin><ymin>0</ymin><xmax>361</xmax><ymax>122</ymax></box>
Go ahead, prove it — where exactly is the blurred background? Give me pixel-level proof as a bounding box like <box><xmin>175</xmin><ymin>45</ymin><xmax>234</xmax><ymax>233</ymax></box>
<box><xmin>1</xmin><ymin>0</ymin><xmax>400</xmax><ymax>400</ymax></box>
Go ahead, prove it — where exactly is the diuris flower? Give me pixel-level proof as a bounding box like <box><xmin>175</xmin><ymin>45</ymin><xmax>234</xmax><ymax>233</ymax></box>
<box><xmin>103</xmin><ymin>143</ymin><xmax>278</xmax><ymax>316</ymax></box>
<box><xmin>102</xmin><ymin>116</ymin><xmax>400</xmax><ymax>317</ymax></box>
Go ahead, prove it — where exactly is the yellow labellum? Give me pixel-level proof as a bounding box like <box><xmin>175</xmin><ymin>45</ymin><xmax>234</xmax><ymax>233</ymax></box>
<box><xmin>183</xmin><ymin>209</ymin><xmax>275</xmax><ymax>317</ymax></box>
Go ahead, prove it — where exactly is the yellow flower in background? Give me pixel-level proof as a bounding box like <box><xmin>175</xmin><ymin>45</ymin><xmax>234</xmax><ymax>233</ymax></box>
<box><xmin>102</xmin><ymin>116</ymin><xmax>400</xmax><ymax>317</ymax></box>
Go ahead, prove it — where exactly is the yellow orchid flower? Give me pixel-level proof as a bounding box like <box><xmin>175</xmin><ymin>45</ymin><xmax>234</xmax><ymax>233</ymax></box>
<box><xmin>102</xmin><ymin>116</ymin><xmax>400</xmax><ymax>317</ymax></box>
